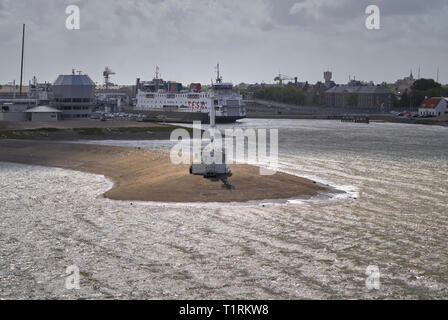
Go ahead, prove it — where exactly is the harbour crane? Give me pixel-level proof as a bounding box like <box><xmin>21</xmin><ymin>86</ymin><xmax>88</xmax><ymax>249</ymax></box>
<box><xmin>103</xmin><ymin>67</ymin><xmax>116</xmax><ymax>89</ymax></box>
<box><xmin>274</xmin><ymin>73</ymin><xmax>295</xmax><ymax>86</ymax></box>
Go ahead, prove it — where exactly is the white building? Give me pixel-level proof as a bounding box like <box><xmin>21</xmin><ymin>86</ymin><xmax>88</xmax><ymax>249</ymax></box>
<box><xmin>0</xmin><ymin>101</ymin><xmax>34</xmax><ymax>121</ymax></box>
<box><xmin>24</xmin><ymin>105</ymin><xmax>61</xmax><ymax>121</ymax></box>
<box><xmin>418</xmin><ymin>97</ymin><xmax>447</xmax><ymax>117</ymax></box>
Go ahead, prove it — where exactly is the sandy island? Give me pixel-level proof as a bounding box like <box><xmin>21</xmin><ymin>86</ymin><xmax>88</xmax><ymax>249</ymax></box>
<box><xmin>0</xmin><ymin>140</ymin><xmax>325</xmax><ymax>203</ymax></box>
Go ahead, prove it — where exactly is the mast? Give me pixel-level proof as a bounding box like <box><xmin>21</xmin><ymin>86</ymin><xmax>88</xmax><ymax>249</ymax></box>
<box><xmin>191</xmin><ymin>64</ymin><xmax>231</xmax><ymax>178</ymax></box>
<box><xmin>155</xmin><ymin>66</ymin><xmax>160</xmax><ymax>92</ymax></box>
<box><xmin>215</xmin><ymin>63</ymin><xmax>222</xmax><ymax>83</ymax></box>
<box><xmin>209</xmin><ymin>80</ymin><xmax>216</xmax><ymax>166</ymax></box>
<box><xmin>19</xmin><ymin>24</ymin><xmax>25</xmax><ymax>96</ymax></box>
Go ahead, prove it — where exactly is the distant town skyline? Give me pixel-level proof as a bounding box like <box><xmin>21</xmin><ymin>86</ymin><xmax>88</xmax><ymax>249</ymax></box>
<box><xmin>1</xmin><ymin>0</ymin><xmax>447</xmax><ymax>86</ymax></box>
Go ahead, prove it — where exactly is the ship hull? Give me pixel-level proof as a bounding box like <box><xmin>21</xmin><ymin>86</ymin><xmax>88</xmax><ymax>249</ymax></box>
<box><xmin>129</xmin><ymin>109</ymin><xmax>245</xmax><ymax>124</ymax></box>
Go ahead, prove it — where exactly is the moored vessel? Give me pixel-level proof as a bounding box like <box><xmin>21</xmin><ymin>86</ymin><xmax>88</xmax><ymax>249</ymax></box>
<box><xmin>134</xmin><ymin>65</ymin><xmax>246</xmax><ymax>123</ymax></box>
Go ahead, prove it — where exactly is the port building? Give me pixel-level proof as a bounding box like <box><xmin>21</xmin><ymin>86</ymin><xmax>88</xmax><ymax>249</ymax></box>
<box><xmin>0</xmin><ymin>100</ymin><xmax>36</xmax><ymax>121</ymax></box>
<box><xmin>24</xmin><ymin>105</ymin><xmax>61</xmax><ymax>121</ymax></box>
<box><xmin>53</xmin><ymin>71</ymin><xmax>95</xmax><ymax>120</ymax></box>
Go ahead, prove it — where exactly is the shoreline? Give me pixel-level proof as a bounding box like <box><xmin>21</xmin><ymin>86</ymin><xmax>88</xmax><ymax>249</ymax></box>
<box><xmin>244</xmin><ymin>100</ymin><xmax>448</xmax><ymax>127</ymax></box>
<box><xmin>0</xmin><ymin>121</ymin><xmax>193</xmax><ymax>140</ymax></box>
<box><xmin>246</xmin><ymin>114</ymin><xmax>448</xmax><ymax>127</ymax></box>
<box><xmin>0</xmin><ymin>140</ymin><xmax>325</xmax><ymax>203</ymax></box>
<box><xmin>1</xmin><ymin>115</ymin><xmax>447</xmax><ymax>144</ymax></box>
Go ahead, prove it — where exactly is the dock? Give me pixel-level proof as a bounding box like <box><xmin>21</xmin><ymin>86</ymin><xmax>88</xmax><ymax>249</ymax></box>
<box><xmin>341</xmin><ymin>115</ymin><xmax>370</xmax><ymax>124</ymax></box>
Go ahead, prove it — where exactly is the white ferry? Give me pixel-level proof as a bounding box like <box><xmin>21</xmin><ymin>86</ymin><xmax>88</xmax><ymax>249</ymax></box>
<box><xmin>134</xmin><ymin>66</ymin><xmax>246</xmax><ymax>123</ymax></box>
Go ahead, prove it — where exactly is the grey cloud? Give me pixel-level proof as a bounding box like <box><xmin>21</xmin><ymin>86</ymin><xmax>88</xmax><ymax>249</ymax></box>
<box><xmin>379</xmin><ymin>0</ymin><xmax>448</xmax><ymax>16</ymax></box>
<box><xmin>268</xmin><ymin>0</ymin><xmax>448</xmax><ymax>30</ymax></box>
<box><xmin>0</xmin><ymin>0</ymin><xmax>446</xmax><ymax>86</ymax></box>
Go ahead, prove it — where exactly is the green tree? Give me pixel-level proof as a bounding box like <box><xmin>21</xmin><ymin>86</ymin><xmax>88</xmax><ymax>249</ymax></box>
<box><xmin>400</xmin><ymin>90</ymin><xmax>410</xmax><ymax>107</ymax></box>
<box><xmin>346</xmin><ymin>93</ymin><xmax>358</xmax><ymax>107</ymax></box>
<box><xmin>408</xmin><ymin>86</ymin><xmax>448</xmax><ymax>108</ymax></box>
<box><xmin>411</xmin><ymin>78</ymin><xmax>441</xmax><ymax>91</ymax></box>
<box><xmin>253</xmin><ymin>86</ymin><xmax>307</xmax><ymax>105</ymax></box>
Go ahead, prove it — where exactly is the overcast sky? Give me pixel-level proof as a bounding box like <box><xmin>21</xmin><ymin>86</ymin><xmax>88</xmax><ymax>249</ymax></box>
<box><xmin>1</xmin><ymin>0</ymin><xmax>447</xmax><ymax>86</ymax></box>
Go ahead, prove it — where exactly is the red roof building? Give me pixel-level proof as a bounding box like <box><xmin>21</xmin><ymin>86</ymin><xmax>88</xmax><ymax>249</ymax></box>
<box><xmin>418</xmin><ymin>97</ymin><xmax>447</xmax><ymax>117</ymax></box>
<box><xmin>420</xmin><ymin>98</ymin><xmax>442</xmax><ymax>109</ymax></box>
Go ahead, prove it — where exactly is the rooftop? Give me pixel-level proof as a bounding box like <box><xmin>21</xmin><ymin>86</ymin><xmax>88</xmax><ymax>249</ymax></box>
<box><xmin>24</xmin><ymin>106</ymin><xmax>61</xmax><ymax>113</ymax></box>
<box><xmin>53</xmin><ymin>74</ymin><xmax>95</xmax><ymax>86</ymax></box>
<box><xmin>326</xmin><ymin>85</ymin><xmax>391</xmax><ymax>94</ymax></box>
<box><xmin>420</xmin><ymin>98</ymin><xmax>444</xmax><ymax>109</ymax></box>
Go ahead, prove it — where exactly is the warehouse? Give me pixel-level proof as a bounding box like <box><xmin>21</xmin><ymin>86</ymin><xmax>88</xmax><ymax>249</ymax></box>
<box><xmin>24</xmin><ymin>105</ymin><xmax>61</xmax><ymax>121</ymax></box>
<box><xmin>325</xmin><ymin>85</ymin><xmax>392</xmax><ymax>110</ymax></box>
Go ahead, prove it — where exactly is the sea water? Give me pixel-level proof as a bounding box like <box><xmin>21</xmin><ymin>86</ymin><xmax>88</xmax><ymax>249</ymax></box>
<box><xmin>0</xmin><ymin>119</ymin><xmax>447</xmax><ymax>299</ymax></box>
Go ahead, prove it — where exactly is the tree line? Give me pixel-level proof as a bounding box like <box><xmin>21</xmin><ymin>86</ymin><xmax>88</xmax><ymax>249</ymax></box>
<box><xmin>397</xmin><ymin>79</ymin><xmax>448</xmax><ymax>108</ymax></box>
<box><xmin>247</xmin><ymin>78</ymin><xmax>447</xmax><ymax>108</ymax></box>
<box><xmin>251</xmin><ymin>86</ymin><xmax>309</xmax><ymax>105</ymax></box>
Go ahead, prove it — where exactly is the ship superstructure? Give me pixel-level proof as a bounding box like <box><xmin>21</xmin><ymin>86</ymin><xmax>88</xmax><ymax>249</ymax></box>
<box><xmin>134</xmin><ymin>65</ymin><xmax>246</xmax><ymax>123</ymax></box>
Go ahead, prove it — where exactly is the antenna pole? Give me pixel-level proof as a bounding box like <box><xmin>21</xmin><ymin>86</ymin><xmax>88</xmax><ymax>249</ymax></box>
<box><xmin>210</xmin><ymin>88</ymin><xmax>216</xmax><ymax>129</ymax></box>
<box><xmin>210</xmin><ymin>83</ymin><xmax>216</xmax><ymax>166</ymax></box>
<box><xmin>19</xmin><ymin>24</ymin><xmax>25</xmax><ymax>96</ymax></box>
<box><xmin>216</xmin><ymin>63</ymin><xmax>222</xmax><ymax>83</ymax></box>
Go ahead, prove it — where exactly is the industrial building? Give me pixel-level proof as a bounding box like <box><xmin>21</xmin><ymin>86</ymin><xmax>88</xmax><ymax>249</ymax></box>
<box><xmin>24</xmin><ymin>105</ymin><xmax>61</xmax><ymax>121</ymax></box>
<box><xmin>52</xmin><ymin>70</ymin><xmax>95</xmax><ymax>120</ymax></box>
<box><xmin>1</xmin><ymin>71</ymin><xmax>95</xmax><ymax>122</ymax></box>
<box><xmin>0</xmin><ymin>100</ymin><xmax>36</xmax><ymax>121</ymax></box>
<box><xmin>0</xmin><ymin>84</ymin><xmax>29</xmax><ymax>99</ymax></box>
<box><xmin>28</xmin><ymin>77</ymin><xmax>53</xmax><ymax>105</ymax></box>
<box><xmin>96</xmin><ymin>92</ymin><xmax>129</xmax><ymax>113</ymax></box>
<box><xmin>325</xmin><ymin>85</ymin><xmax>392</xmax><ymax>110</ymax></box>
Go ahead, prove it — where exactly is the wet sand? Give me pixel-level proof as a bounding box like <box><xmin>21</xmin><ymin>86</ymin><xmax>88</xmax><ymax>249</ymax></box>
<box><xmin>0</xmin><ymin>119</ymin><xmax>172</xmax><ymax>130</ymax></box>
<box><xmin>0</xmin><ymin>121</ymin><xmax>193</xmax><ymax>140</ymax></box>
<box><xmin>0</xmin><ymin>140</ymin><xmax>324</xmax><ymax>203</ymax></box>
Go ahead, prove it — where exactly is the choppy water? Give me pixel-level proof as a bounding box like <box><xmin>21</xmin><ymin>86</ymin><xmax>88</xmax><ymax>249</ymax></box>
<box><xmin>1</xmin><ymin>119</ymin><xmax>447</xmax><ymax>299</ymax></box>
